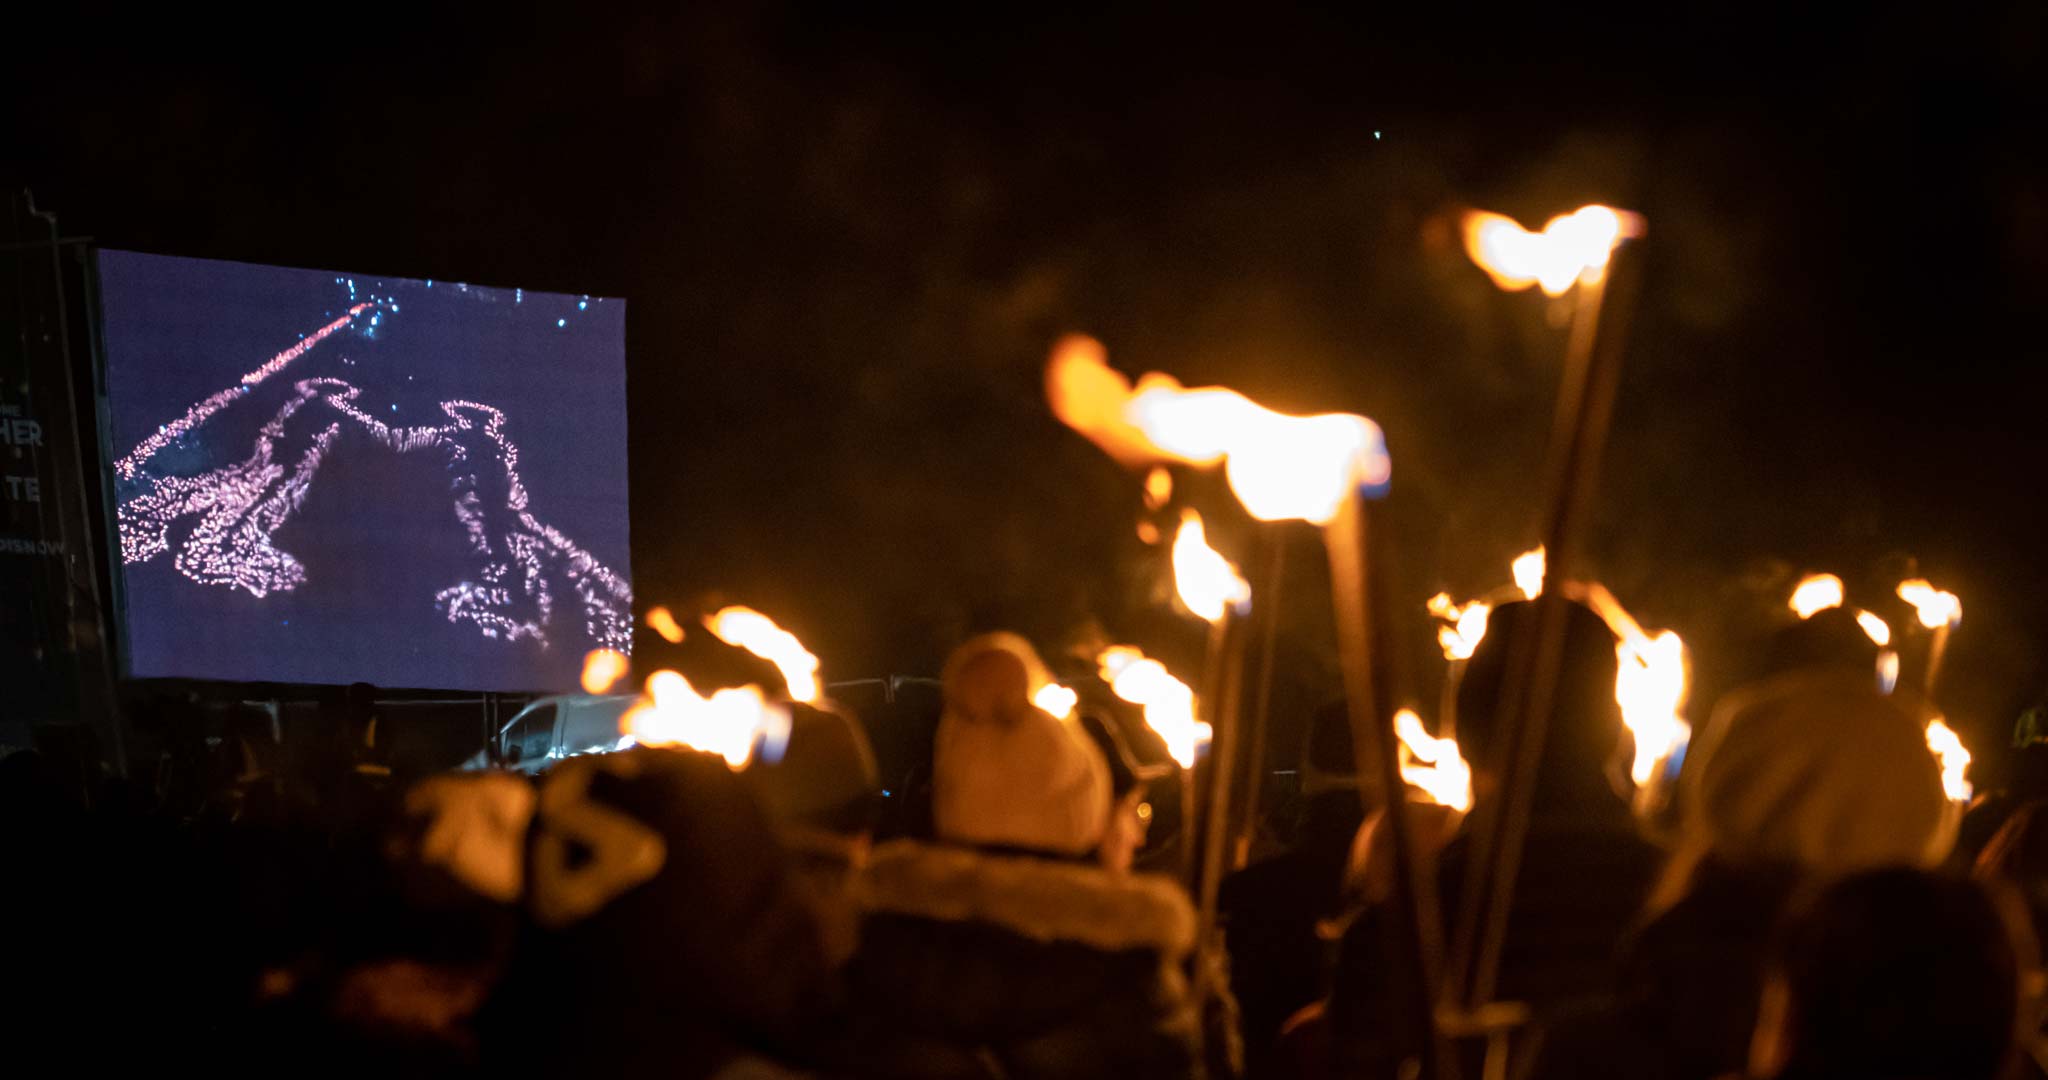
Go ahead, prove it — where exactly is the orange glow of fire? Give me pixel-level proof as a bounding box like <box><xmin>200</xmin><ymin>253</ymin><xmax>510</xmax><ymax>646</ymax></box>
<box><xmin>1925</xmin><ymin>717</ymin><xmax>1973</xmax><ymax>802</ymax></box>
<box><xmin>1172</xmin><ymin>510</ymin><xmax>1251</xmax><ymax>624</ymax></box>
<box><xmin>646</xmin><ymin>606</ymin><xmax>686</xmax><ymax>644</ymax></box>
<box><xmin>1426</xmin><ymin>591</ymin><xmax>1492</xmax><ymax>661</ymax></box>
<box><xmin>1897</xmin><ymin>579</ymin><xmax>1962</xmax><ymax>630</ymax></box>
<box><xmin>1393</xmin><ymin>708</ymin><xmax>1472</xmax><ymax>811</ymax></box>
<box><xmin>1044</xmin><ymin>336</ymin><xmax>1390</xmax><ymax>525</ymax></box>
<box><xmin>1856</xmin><ymin>610</ymin><xmax>1893</xmax><ymax>648</ymax></box>
<box><xmin>1512</xmin><ymin>546</ymin><xmax>1547</xmax><ymax>600</ymax></box>
<box><xmin>1099</xmin><ymin>645</ymin><xmax>1208</xmax><ymax>769</ymax></box>
<box><xmin>580</xmin><ymin>648</ymin><xmax>630</xmax><ymax>695</ymax></box>
<box><xmin>1462</xmin><ymin>205</ymin><xmax>1642</xmax><ymax>297</ymax></box>
<box><xmin>620</xmin><ymin>670</ymin><xmax>791</xmax><ymax>769</ymax></box>
<box><xmin>1044</xmin><ymin>335</ymin><xmax>1159</xmax><ymax>468</ymax></box>
<box><xmin>1614</xmin><ymin>629</ymin><xmax>1691</xmax><ymax>787</ymax></box>
<box><xmin>1789</xmin><ymin>573</ymin><xmax>1845</xmax><ymax>619</ymax></box>
<box><xmin>1032</xmin><ymin>683</ymin><xmax>1079</xmax><ymax>719</ymax></box>
<box><xmin>1143</xmin><ymin>467</ymin><xmax>1173</xmax><ymax>510</ymax></box>
<box><xmin>702</xmin><ymin>605</ymin><xmax>822</xmax><ymax>703</ymax></box>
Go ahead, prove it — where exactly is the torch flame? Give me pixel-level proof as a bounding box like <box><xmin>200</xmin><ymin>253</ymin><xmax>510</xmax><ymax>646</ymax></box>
<box><xmin>1044</xmin><ymin>337</ymin><xmax>1391</xmax><ymax>525</ymax></box>
<box><xmin>1172</xmin><ymin>510</ymin><xmax>1251</xmax><ymax>624</ymax></box>
<box><xmin>646</xmin><ymin>606</ymin><xmax>686</xmax><ymax>644</ymax></box>
<box><xmin>620</xmin><ymin>669</ymin><xmax>792</xmax><ymax>769</ymax></box>
<box><xmin>1512</xmin><ymin>546</ymin><xmax>1547</xmax><ymax>600</ymax></box>
<box><xmin>1032</xmin><ymin>683</ymin><xmax>1079</xmax><ymax>719</ymax></box>
<box><xmin>1462</xmin><ymin>205</ymin><xmax>1641</xmax><ymax>297</ymax></box>
<box><xmin>1925</xmin><ymin>717</ymin><xmax>1973</xmax><ymax>803</ymax></box>
<box><xmin>1614</xmin><ymin>629</ymin><xmax>1691</xmax><ymax>787</ymax></box>
<box><xmin>1897</xmin><ymin>579</ymin><xmax>1962</xmax><ymax>629</ymax></box>
<box><xmin>1788</xmin><ymin>573</ymin><xmax>1845</xmax><ymax>619</ymax></box>
<box><xmin>1099</xmin><ymin>645</ymin><xmax>1209</xmax><ymax>769</ymax></box>
<box><xmin>580</xmin><ymin>648</ymin><xmax>630</xmax><ymax>695</ymax></box>
<box><xmin>1427</xmin><ymin>592</ymin><xmax>1493</xmax><ymax>661</ymax></box>
<box><xmin>703</xmin><ymin>605</ymin><xmax>822</xmax><ymax>703</ymax></box>
<box><xmin>1393</xmin><ymin>708</ymin><xmax>1473</xmax><ymax>811</ymax></box>
<box><xmin>1856</xmin><ymin>610</ymin><xmax>1893</xmax><ymax>647</ymax></box>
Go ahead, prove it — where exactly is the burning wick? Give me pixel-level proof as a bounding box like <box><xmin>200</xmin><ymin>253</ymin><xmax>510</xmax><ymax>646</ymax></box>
<box><xmin>1512</xmin><ymin>546</ymin><xmax>1547</xmax><ymax>600</ymax></box>
<box><xmin>1426</xmin><ymin>592</ymin><xmax>1492</xmax><ymax>662</ymax></box>
<box><xmin>1393</xmin><ymin>708</ymin><xmax>1472</xmax><ymax>812</ymax></box>
<box><xmin>1897</xmin><ymin>579</ymin><xmax>1961</xmax><ymax>698</ymax></box>
<box><xmin>1462</xmin><ymin>204</ymin><xmax>1643</xmax><ymax>297</ymax></box>
<box><xmin>646</xmin><ymin>606</ymin><xmax>686</xmax><ymax>644</ymax></box>
<box><xmin>1044</xmin><ymin>336</ymin><xmax>1391</xmax><ymax>526</ymax></box>
<box><xmin>703</xmin><ymin>605</ymin><xmax>823</xmax><ymax>704</ymax></box>
<box><xmin>1172</xmin><ymin>510</ymin><xmax>1251</xmax><ymax>624</ymax></box>
<box><xmin>1614</xmin><ymin>629</ymin><xmax>1691</xmax><ymax>787</ymax></box>
<box><xmin>1032</xmin><ymin>683</ymin><xmax>1079</xmax><ymax>719</ymax></box>
<box><xmin>580</xmin><ymin>648</ymin><xmax>629</xmax><ymax>695</ymax></box>
<box><xmin>1099</xmin><ymin>645</ymin><xmax>1208</xmax><ymax>769</ymax></box>
<box><xmin>1925</xmin><ymin>717</ymin><xmax>1973</xmax><ymax>803</ymax></box>
<box><xmin>1897</xmin><ymin>580</ymin><xmax>1963</xmax><ymax>629</ymax></box>
<box><xmin>1788</xmin><ymin>573</ymin><xmax>1844</xmax><ymax>619</ymax></box>
<box><xmin>620</xmin><ymin>670</ymin><xmax>791</xmax><ymax>769</ymax></box>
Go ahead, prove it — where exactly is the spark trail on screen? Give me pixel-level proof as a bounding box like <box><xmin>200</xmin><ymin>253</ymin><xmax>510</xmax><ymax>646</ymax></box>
<box><xmin>99</xmin><ymin>252</ymin><xmax>634</xmax><ymax>690</ymax></box>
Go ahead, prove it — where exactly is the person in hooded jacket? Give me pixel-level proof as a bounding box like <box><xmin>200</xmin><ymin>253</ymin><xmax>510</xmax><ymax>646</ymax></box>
<box><xmin>1744</xmin><ymin>867</ymin><xmax>2031</xmax><ymax>1080</ymax></box>
<box><xmin>1525</xmin><ymin>666</ymin><xmax>1957</xmax><ymax>1080</ymax></box>
<box><xmin>477</xmin><ymin>743</ymin><xmax>841</xmax><ymax>1078</ymax></box>
<box><xmin>1295</xmin><ymin>598</ymin><xmax>1664</xmax><ymax>1080</ymax></box>
<box><xmin>841</xmin><ymin>631</ymin><xmax>1209</xmax><ymax>1079</ymax></box>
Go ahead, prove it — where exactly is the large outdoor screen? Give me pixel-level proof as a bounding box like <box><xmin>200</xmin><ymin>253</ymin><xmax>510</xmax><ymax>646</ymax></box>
<box><xmin>98</xmin><ymin>250</ymin><xmax>632</xmax><ymax>690</ymax></box>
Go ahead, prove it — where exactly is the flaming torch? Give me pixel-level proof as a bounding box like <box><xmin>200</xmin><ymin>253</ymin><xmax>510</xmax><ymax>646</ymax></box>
<box><xmin>1897</xmin><ymin>579</ymin><xmax>1962</xmax><ymax>698</ymax></box>
<box><xmin>1511</xmin><ymin>546</ymin><xmax>1547</xmax><ymax>601</ymax></box>
<box><xmin>1452</xmin><ymin>203</ymin><xmax>1645</xmax><ymax>1020</ymax></box>
<box><xmin>1099</xmin><ymin>645</ymin><xmax>1207</xmax><ymax>770</ymax></box>
<box><xmin>1462</xmin><ymin>204</ymin><xmax>1642</xmax><ymax>297</ymax></box>
<box><xmin>1045</xmin><ymin>336</ymin><xmax>1442</xmax><ymax>1067</ymax></box>
<box><xmin>1394</xmin><ymin>709</ymin><xmax>1473</xmax><ymax>813</ymax></box>
<box><xmin>1032</xmin><ymin>682</ymin><xmax>1079</xmax><ymax>719</ymax></box>
<box><xmin>1788</xmin><ymin>573</ymin><xmax>1845</xmax><ymax>619</ymax></box>
<box><xmin>1170</xmin><ymin>509</ymin><xmax>1253</xmax><ymax>951</ymax></box>
<box><xmin>1172</xmin><ymin>510</ymin><xmax>1252</xmax><ymax>624</ymax></box>
<box><xmin>1426</xmin><ymin>591</ymin><xmax>1492</xmax><ymax>746</ymax></box>
<box><xmin>1925</xmin><ymin>716</ymin><xmax>1974</xmax><ymax>803</ymax></box>
<box><xmin>645</xmin><ymin>606</ymin><xmax>687</xmax><ymax>644</ymax></box>
<box><xmin>619</xmin><ymin>670</ymin><xmax>791</xmax><ymax>769</ymax></box>
<box><xmin>581</xmin><ymin>648</ymin><xmax>630</xmax><ymax>695</ymax></box>
<box><xmin>1613</xmin><ymin>629</ymin><xmax>1691</xmax><ymax>788</ymax></box>
<box><xmin>703</xmin><ymin>605</ymin><xmax>823</xmax><ymax>704</ymax></box>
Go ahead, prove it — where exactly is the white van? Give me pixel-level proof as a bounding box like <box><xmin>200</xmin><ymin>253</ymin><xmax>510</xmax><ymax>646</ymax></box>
<box><xmin>467</xmin><ymin>694</ymin><xmax>638</xmax><ymax>774</ymax></box>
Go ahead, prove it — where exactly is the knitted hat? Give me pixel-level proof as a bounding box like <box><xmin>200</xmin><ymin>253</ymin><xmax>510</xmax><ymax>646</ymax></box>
<box><xmin>1684</xmin><ymin>669</ymin><xmax>1953</xmax><ymax>873</ymax></box>
<box><xmin>931</xmin><ymin>632</ymin><xmax>1112</xmax><ymax>857</ymax></box>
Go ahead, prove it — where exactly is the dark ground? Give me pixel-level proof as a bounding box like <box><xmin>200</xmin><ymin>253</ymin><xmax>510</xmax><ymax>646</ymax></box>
<box><xmin>5</xmin><ymin>2</ymin><xmax>2045</xmax><ymax>769</ymax></box>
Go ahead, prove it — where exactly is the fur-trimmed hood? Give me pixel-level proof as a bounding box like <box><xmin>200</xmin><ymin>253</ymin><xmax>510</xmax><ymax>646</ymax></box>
<box><xmin>858</xmin><ymin>839</ymin><xmax>1196</xmax><ymax>958</ymax></box>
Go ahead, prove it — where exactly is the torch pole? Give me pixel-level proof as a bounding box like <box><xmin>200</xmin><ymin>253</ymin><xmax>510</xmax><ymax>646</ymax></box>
<box><xmin>1195</xmin><ymin>608</ymin><xmax>1247</xmax><ymax>992</ymax></box>
<box><xmin>1924</xmin><ymin>622</ymin><xmax>1951</xmax><ymax>699</ymax></box>
<box><xmin>1186</xmin><ymin>614</ymin><xmax>1232</xmax><ymax>889</ymax></box>
<box><xmin>1439</xmin><ymin>658</ymin><xmax>1467</xmax><ymax>740</ymax></box>
<box><xmin>1447</xmin><ymin>241</ymin><xmax>1641</xmax><ymax>1014</ymax></box>
<box><xmin>1326</xmin><ymin>493</ymin><xmax>1456</xmax><ymax>1080</ymax></box>
<box><xmin>1235</xmin><ymin>534</ymin><xmax>1288</xmax><ymax>869</ymax></box>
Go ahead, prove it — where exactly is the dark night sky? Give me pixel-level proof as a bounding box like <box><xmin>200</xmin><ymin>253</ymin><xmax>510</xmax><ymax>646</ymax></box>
<box><xmin>7</xmin><ymin>2</ymin><xmax>2045</xmax><ymax>760</ymax></box>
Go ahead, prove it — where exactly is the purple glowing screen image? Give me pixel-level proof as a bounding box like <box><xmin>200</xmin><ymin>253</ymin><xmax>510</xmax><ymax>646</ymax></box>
<box><xmin>98</xmin><ymin>250</ymin><xmax>632</xmax><ymax>691</ymax></box>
